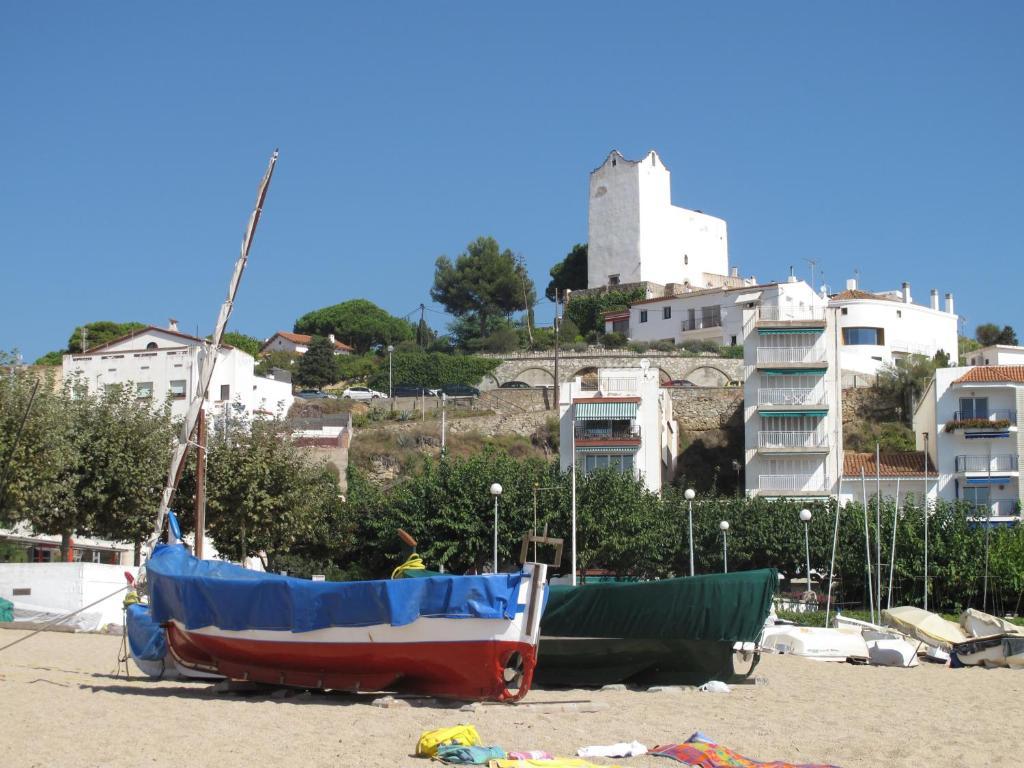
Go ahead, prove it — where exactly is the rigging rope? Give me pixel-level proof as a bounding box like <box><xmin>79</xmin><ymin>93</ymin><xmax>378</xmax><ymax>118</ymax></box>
<box><xmin>391</xmin><ymin>552</ymin><xmax>426</xmax><ymax>580</ymax></box>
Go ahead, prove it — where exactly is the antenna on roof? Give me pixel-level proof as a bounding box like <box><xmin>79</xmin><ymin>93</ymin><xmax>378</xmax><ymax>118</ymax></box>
<box><xmin>803</xmin><ymin>258</ymin><xmax>818</xmax><ymax>292</ymax></box>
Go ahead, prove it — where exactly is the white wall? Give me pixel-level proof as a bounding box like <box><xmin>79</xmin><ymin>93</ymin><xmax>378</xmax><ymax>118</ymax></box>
<box><xmin>831</xmin><ymin>296</ymin><xmax>958</xmax><ymax>375</ymax></box>
<box><xmin>0</xmin><ymin>563</ymin><xmax>132</xmax><ymax>630</ymax></box>
<box><xmin>837</xmin><ymin>478</ymin><xmax>937</xmax><ymax>506</ymax></box>
<box><xmin>966</xmin><ymin>346</ymin><xmax>1024</xmax><ymax>366</ymax></box>
<box><xmin>588</xmin><ymin>150</ymin><xmax>729</xmax><ymax>290</ymax></box>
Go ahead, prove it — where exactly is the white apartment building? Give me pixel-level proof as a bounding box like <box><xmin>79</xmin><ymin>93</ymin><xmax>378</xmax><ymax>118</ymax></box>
<box><xmin>558</xmin><ymin>365</ymin><xmax>678</xmax><ymax>494</ymax></box>
<box><xmin>913</xmin><ymin>365</ymin><xmax>1024</xmax><ymax>524</ymax></box>
<box><xmin>587</xmin><ymin>150</ymin><xmax>730</xmax><ymax>291</ymax></box>
<box><xmin>965</xmin><ymin>345</ymin><xmax>1024</xmax><ymax>367</ymax></box>
<box><xmin>62</xmin><ymin>324</ymin><xmax>293</xmax><ymax>420</ymax></box>
<box><xmin>743</xmin><ymin>304</ymin><xmax>843</xmax><ymax>498</ymax></box>
<box><xmin>829</xmin><ymin>280</ymin><xmax>958</xmax><ymax>375</ymax></box>
<box><xmin>604</xmin><ymin>278</ymin><xmax>823</xmax><ymax>349</ymax></box>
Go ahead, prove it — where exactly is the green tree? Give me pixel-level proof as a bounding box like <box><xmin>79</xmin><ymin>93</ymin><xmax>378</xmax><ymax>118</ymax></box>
<box><xmin>545</xmin><ymin>243</ymin><xmax>588</xmax><ymax>302</ymax></box>
<box><xmin>294</xmin><ymin>299</ymin><xmax>413</xmax><ymax>353</ymax></box>
<box><xmin>431</xmin><ymin>237</ymin><xmax>536</xmax><ymax>342</ymax></box>
<box><xmin>874</xmin><ymin>354</ymin><xmax>939</xmax><ymax>425</ymax></box>
<box><xmin>67</xmin><ymin>321</ymin><xmax>146</xmax><ymax>353</ymax></box>
<box><xmin>976</xmin><ymin>323</ymin><xmax>1019</xmax><ymax>346</ymax></box>
<box><xmin>254</xmin><ymin>350</ymin><xmax>299</xmax><ymax>377</ymax></box>
<box><xmin>34</xmin><ymin>350</ymin><xmax>64</xmax><ymax>366</ymax></box>
<box><xmin>295</xmin><ymin>336</ymin><xmax>339</xmax><ymax>389</ymax></box>
<box><xmin>221</xmin><ymin>331</ymin><xmax>263</xmax><ymax>357</ymax></box>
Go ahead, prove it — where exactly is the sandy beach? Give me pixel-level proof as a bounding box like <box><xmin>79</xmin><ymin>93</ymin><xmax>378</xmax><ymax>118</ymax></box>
<box><xmin>1</xmin><ymin>628</ymin><xmax>1021</xmax><ymax>768</ymax></box>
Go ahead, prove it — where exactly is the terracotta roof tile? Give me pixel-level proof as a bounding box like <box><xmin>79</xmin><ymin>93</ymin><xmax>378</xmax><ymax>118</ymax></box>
<box><xmin>830</xmin><ymin>289</ymin><xmax>896</xmax><ymax>301</ymax></box>
<box><xmin>266</xmin><ymin>331</ymin><xmax>353</xmax><ymax>352</ymax></box>
<box><xmin>843</xmin><ymin>451</ymin><xmax>935</xmax><ymax>478</ymax></box>
<box><xmin>953</xmin><ymin>365</ymin><xmax>1024</xmax><ymax>385</ymax></box>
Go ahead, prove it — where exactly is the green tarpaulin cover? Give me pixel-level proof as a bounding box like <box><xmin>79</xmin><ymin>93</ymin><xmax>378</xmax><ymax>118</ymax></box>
<box><xmin>0</xmin><ymin>596</ymin><xmax>13</xmax><ymax>623</ymax></box>
<box><xmin>541</xmin><ymin>568</ymin><xmax>777</xmax><ymax>643</ymax></box>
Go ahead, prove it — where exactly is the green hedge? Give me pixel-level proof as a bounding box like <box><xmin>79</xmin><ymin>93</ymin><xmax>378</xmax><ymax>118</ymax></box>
<box><xmin>367</xmin><ymin>351</ymin><xmax>500</xmax><ymax>391</ymax></box>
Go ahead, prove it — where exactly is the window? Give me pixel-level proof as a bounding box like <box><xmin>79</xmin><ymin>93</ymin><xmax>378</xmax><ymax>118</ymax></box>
<box><xmin>640</xmin><ymin>310</ymin><xmax>648</xmax><ymax>323</ymax></box>
<box><xmin>583</xmin><ymin>453</ymin><xmax>634</xmax><ymax>475</ymax></box>
<box><xmin>964</xmin><ymin>486</ymin><xmax>990</xmax><ymax>512</ymax></box>
<box><xmin>104</xmin><ymin>384</ymin><xmax>119</xmax><ymax>396</ymax></box>
<box><xmin>959</xmin><ymin>397</ymin><xmax>989</xmax><ymax>419</ymax></box>
<box><xmin>896</xmin><ymin>310</ymin><xmax>902</xmax><ymax>318</ymax></box>
<box><xmin>146</xmin><ymin>342</ymin><xmax>158</xmax><ymax>350</ymax></box>
<box><xmin>611</xmin><ymin>319</ymin><xmax>629</xmax><ymax>334</ymax></box>
<box><xmin>609</xmin><ymin>274</ymin><xmax>620</xmax><ymax>286</ymax></box>
<box><xmin>136</xmin><ymin>381</ymin><xmax>153</xmax><ymax>399</ymax></box>
<box><xmin>663</xmin><ymin>307</ymin><xmax>672</xmax><ymax>320</ymax></box>
<box><xmin>731</xmin><ymin>335</ymin><xmax>737</xmax><ymax>346</ymax></box>
<box><xmin>700</xmin><ymin>305</ymin><xmax>722</xmax><ymax>328</ymax></box>
<box><xmin>169</xmin><ymin>380</ymin><xmax>187</xmax><ymax>400</ymax></box>
<box><xmin>841</xmin><ymin>308</ymin><xmax>848</xmax><ymax>315</ymax></box>
<box><xmin>219</xmin><ymin>384</ymin><xmax>230</xmax><ymax>401</ymax></box>
<box><xmin>684</xmin><ymin>255</ymin><xmax>689</xmax><ymax>266</ymax></box>
<box><xmin>842</xmin><ymin>327</ymin><xmax>884</xmax><ymax>345</ymax></box>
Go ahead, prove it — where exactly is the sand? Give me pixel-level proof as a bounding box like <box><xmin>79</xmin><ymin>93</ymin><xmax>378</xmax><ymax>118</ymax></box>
<box><xmin>1</xmin><ymin>628</ymin><xmax>1021</xmax><ymax>768</ymax></box>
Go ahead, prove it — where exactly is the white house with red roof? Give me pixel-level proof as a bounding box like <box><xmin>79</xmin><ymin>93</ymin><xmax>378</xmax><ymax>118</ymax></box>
<box><xmin>913</xmin><ymin>365</ymin><xmax>1024</xmax><ymax>523</ymax></box>
<box><xmin>62</xmin><ymin>322</ymin><xmax>293</xmax><ymax>421</ymax></box>
<box><xmin>260</xmin><ymin>331</ymin><xmax>353</xmax><ymax>356</ymax></box>
<box><xmin>837</xmin><ymin>451</ymin><xmax>938</xmax><ymax>507</ymax></box>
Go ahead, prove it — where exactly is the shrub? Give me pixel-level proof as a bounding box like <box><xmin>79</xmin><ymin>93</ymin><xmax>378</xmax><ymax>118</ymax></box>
<box><xmin>601</xmin><ymin>332</ymin><xmax>628</xmax><ymax>349</ymax></box>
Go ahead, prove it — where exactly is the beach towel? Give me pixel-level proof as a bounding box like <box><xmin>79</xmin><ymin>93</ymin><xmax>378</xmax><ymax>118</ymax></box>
<box><xmin>651</xmin><ymin>732</ymin><xmax>840</xmax><ymax>768</ymax></box>
<box><xmin>489</xmin><ymin>759</ymin><xmax>620</xmax><ymax>768</ymax></box>
<box><xmin>435</xmin><ymin>745</ymin><xmax>506</xmax><ymax>764</ymax></box>
<box><xmin>577</xmin><ymin>742</ymin><xmax>648</xmax><ymax>758</ymax></box>
<box><xmin>508</xmin><ymin>752</ymin><xmax>554</xmax><ymax>760</ymax></box>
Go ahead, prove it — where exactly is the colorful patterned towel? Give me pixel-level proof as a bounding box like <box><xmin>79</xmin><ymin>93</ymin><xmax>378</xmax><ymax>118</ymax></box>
<box><xmin>651</xmin><ymin>732</ymin><xmax>840</xmax><ymax>768</ymax></box>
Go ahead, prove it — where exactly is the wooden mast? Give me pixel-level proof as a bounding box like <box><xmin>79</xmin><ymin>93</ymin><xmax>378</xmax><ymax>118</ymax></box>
<box><xmin>148</xmin><ymin>150</ymin><xmax>278</xmax><ymax>552</ymax></box>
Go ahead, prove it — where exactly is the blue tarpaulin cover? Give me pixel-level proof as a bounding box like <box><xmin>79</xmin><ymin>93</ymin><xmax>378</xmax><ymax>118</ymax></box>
<box><xmin>146</xmin><ymin>545</ymin><xmax>524</xmax><ymax>633</ymax></box>
<box><xmin>126</xmin><ymin>603</ymin><xmax>168</xmax><ymax>661</ymax></box>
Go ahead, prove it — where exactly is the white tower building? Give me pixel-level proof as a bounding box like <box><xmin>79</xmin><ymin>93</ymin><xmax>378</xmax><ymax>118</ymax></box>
<box><xmin>587</xmin><ymin>150</ymin><xmax>729</xmax><ymax>290</ymax></box>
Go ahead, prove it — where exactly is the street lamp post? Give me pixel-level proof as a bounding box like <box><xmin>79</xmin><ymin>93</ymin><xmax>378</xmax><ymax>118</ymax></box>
<box><xmin>684</xmin><ymin>488</ymin><xmax>696</xmax><ymax>577</ymax></box>
<box><xmin>489</xmin><ymin>483</ymin><xmax>503</xmax><ymax>574</ymax></box>
<box><xmin>387</xmin><ymin>345</ymin><xmax>394</xmax><ymax>401</ymax></box>
<box><xmin>720</xmin><ymin>520</ymin><xmax>729</xmax><ymax>573</ymax></box>
<box><xmin>800</xmin><ymin>508</ymin><xmax>812</xmax><ymax>603</ymax></box>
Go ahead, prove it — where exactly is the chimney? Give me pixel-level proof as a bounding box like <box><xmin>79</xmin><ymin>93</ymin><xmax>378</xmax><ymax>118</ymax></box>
<box><xmin>730</xmin><ymin>266</ymin><xmax>739</xmax><ymax>278</ymax></box>
<box><xmin>945</xmin><ymin>292</ymin><xmax>954</xmax><ymax>314</ymax></box>
<box><xmin>168</xmin><ymin>318</ymin><xmax>179</xmax><ymax>332</ymax></box>
<box><xmin>901</xmin><ymin>282</ymin><xmax>911</xmax><ymax>304</ymax></box>
<box><xmin>846</xmin><ymin>278</ymin><xmax>857</xmax><ymax>291</ymax></box>
<box><xmin>930</xmin><ymin>289</ymin><xmax>939</xmax><ymax>311</ymax></box>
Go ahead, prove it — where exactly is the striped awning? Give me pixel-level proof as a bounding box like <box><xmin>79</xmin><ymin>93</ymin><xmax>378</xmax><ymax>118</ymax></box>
<box><xmin>574</xmin><ymin>402</ymin><xmax>638</xmax><ymax>420</ymax></box>
<box><xmin>575</xmin><ymin>445</ymin><xmax>639</xmax><ymax>455</ymax></box>
<box><xmin>759</xmin><ymin>410</ymin><xmax>828</xmax><ymax>418</ymax></box>
<box><xmin>758</xmin><ymin>328</ymin><xmax>823</xmax><ymax>335</ymax></box>
<box><xmin>760</xmin><ymin>368</ymin><xmax>826</xmax><ymax>376</ymax></box>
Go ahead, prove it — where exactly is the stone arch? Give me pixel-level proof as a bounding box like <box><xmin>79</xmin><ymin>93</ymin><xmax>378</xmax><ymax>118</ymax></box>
<box><xmin>572</xmin><ymin>366</ymin><xmax>599</xmax><ymax>388</ymax></box>
<box><xmin>658</xmin><ymin>368</ymin><xmax>673</xmax><ymax>385</ymax></box>
<box><xmin>683</xmin><ymin>365</ymin><xmax>734</xmax><ymax>388</ymax></box>
<box><xmin>510</xmin><ymin>367</ymin><xmax>555</xmax><ymax>388</ymax></box>
<box><xmin>478</xmin><ymin>372</ymin><xmax>501</xmax><ymax>390</ymax></box>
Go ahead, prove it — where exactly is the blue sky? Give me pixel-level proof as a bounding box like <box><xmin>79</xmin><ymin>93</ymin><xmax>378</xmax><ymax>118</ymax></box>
<box><xmin>3</xmin><ymin>3</ymin><xmax>1022</xmax><ymax>361</ymax></box>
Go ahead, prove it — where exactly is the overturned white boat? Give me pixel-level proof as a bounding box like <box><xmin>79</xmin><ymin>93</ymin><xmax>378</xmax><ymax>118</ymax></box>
<box><xmin>760</xmin><ymin>625</ymin><xmax>869</xmax><ymax>663</ymax></box>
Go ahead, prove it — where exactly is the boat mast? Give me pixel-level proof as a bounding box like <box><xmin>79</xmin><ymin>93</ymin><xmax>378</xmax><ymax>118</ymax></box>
<box><xmin>148</xmin><ymin>150</ymin><xmax>279</xmax><ymax>551</ymax></box>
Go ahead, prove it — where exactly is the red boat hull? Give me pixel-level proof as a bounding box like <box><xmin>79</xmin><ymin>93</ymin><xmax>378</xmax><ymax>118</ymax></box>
<box><xmin>166</xmin><ymin>622</ymin><xmax>537</xmax><ymax>701</ymax></box>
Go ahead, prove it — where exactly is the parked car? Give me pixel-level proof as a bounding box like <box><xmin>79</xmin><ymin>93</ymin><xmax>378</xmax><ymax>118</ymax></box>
<box><xmin>499</xmin><ymin>381</ymin><xmax>530</xmax><ymax>389</ymax></box>
<box><xmin>296</xmin><ymin>389</ymin><xmax>331</xmax><ymax>399</ymax></box>
<box><xmin>342</xmin><ymin>386</ymin><xmax>386</xmax><ymax>400</ymax></box>
<box><xmin>441</xmin><ymin>384</ymin><xmax>480</xmax><ymax>398</ymax></box>
<box><xmin>393</xmin><ymin>384</ymin><xmax>436</xmax><ymax>398</ymax></box>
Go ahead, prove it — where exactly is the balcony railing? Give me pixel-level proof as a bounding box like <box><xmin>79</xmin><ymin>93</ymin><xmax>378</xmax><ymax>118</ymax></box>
<box><xmin>955</xmin><ymin>455</ymin><xmax>1019</xmax><ymax>472</ymax></box>
<box><xmin>682</xmin><ymin>316</ymin><xmax>722</xmax><ymax>331</ymax></box>
<box><xmin>951</xmin><ymin>410</ymin><xmax>1016</xmax><ymax>423</ymax></box>
<box><xmin>757</xmin><ymin>306</ymin><xmax>826</xmax><ymax>322</ymax></box>
<box><xmin>758</xmin><ymin>431</ymin><xmax>829</xmax><ymax>449</ymax></box>
<box><xmin>756</xmin><ymin>345</ymin><xmax>827</xmax><ymax>364</ymax></box>
<box><xmin>968</xmin><ymin>499</ymin><xmax>1020</xmax><ymax>518</ymax></box>
<box><xmin>580</xmin><ymin>377</ymin><xmax>638</xmax><ymax>393</ymax></box>
<box><xmin>757</xmin><ymin>388</ymin><xmax>828</xmax><ymax>407</ymax></box>
<box><xmin>575</xmin><ymin>424</ymin><xmax>641</xmax><ymax>442</ymax></box>
<box><xmin>759</xmin><ymin>473</ymin><xmax>830</xmax><ymax>492</ymax></box>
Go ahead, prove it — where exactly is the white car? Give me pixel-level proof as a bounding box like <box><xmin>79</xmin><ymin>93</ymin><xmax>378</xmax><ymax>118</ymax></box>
<box><xmin>342</xmin><ymin>386</ymin><xmax>386</xmax><ymax>400</ymax></box>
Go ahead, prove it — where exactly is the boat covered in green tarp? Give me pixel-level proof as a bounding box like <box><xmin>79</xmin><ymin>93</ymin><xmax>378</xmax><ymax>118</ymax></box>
<box><xmin>535</xmin><ymin>568</ymin><xmax>777</xmax><ymax>687</ymax></box>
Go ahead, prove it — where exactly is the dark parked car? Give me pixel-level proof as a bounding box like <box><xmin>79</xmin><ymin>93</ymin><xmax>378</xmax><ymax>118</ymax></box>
<box><xmin>499</xmin><ymin>381</ymin><xmax>530</xmax><ymax>389</ymax></box>
<box><xmin>393</xmin><ymin>385</ymin><xmax>435</xmax><ymax>398</ymax></box>
<box><xmin>296</xmin><ymin>389</ymin><xmax>331</xmax><ymax>399</ymax></box>
<box><xmin>441</xmin><ymin>384</ymin><xmax>480</xmax><ymax>398</ymax></box>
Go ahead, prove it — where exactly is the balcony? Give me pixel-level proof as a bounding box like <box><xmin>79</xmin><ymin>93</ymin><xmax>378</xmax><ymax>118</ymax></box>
<box><xmin>757</xmin><ymin>431</ymin><xmax>829</xmax><ymax>451</ymax></box>
<box><xmin>755</xmin><ymin>345</ymin><xmax>827</xmax><ymax>366</ymax></box>
<box><xmin>967</xmin><ymin>499</ymin><xmax>1020</xmax><ymax>521</ymax></box>
<box><xmin>574</xmin><ymin>423</ymin><xmax>641</xmax><ymax>444</ymax></box>
<box><xmin>580</xmin><ymin>376</ymin><xmax>638</xmax><ymax>394</ymax></box>
<box><xmin>758</xmin><ymin>474</ymin><xmax>831</xmax><ymax>493</ymax></box>
<box><xmin>955</xmin><ymin>454</ymin><xmax>1019</xmax><ymax>473</ymax></box>
<box><xmin>944</xmin><ymin>410</ymin><xmax>1017</xmax><ymax>435</ymax></box>
<box><xmin>681</xmin><ymin>316</ymin><xmax>722</xmax><ymax>332</ymax></box>
<box><xmin>757</xmin><ymin>306</ymin><xmax>826</xmax><ymax>324</ymax></box>
<box><xmin>757</xmin><ymin>388</ymin><xmax>828</xmax><ymax>407</ymax></box>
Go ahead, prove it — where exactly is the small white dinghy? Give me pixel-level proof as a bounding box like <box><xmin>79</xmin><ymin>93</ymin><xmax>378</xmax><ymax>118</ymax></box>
<box><xmin>760</xmin><ymin>625</ymin><xmax>869</xmax><ymax>662</ymax></box>
<box><xmin>832</xmin><ymin>613</ymin><xmax>919</xmax><ymax>667</ymax></box>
